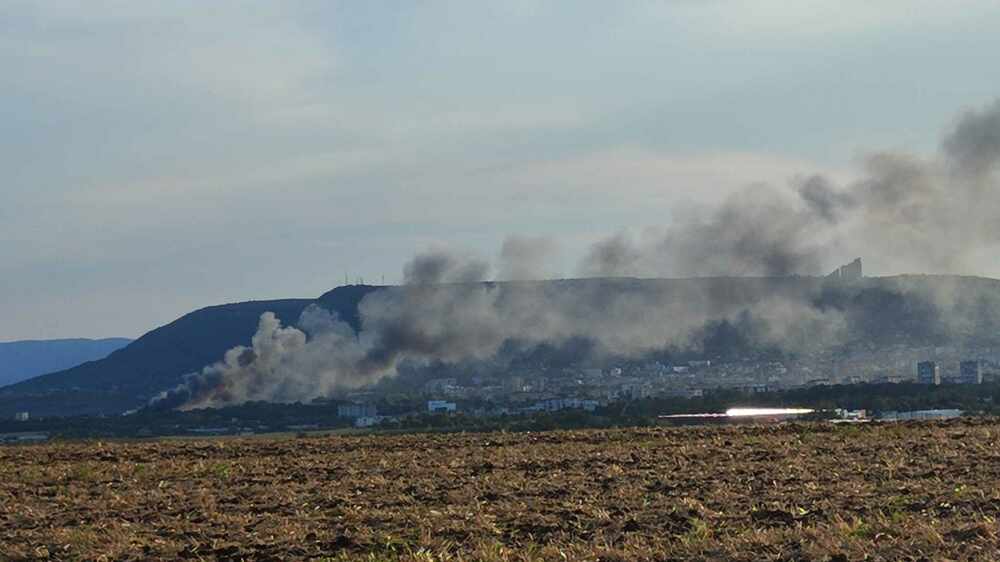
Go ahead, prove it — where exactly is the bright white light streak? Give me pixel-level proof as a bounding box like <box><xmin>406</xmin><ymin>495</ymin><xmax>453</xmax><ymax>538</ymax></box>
<box><xmin>725</xmin><ymin>407</ymin><xmax>814</xmax><ymax>417</ymax></box>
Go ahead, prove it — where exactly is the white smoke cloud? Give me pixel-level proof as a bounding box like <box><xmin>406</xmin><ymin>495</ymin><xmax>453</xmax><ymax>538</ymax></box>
<box><xmin>156</xmin><ymin>308</ymin><xmax>368</xmax><ymax>410</ymax></box>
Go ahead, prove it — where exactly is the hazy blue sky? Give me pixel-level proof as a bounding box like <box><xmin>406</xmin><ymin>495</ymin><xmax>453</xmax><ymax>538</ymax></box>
<box><xmin>3</xmin><ymin>1</ymin><xmax>1000</xmax><ymax>340</ymax></box>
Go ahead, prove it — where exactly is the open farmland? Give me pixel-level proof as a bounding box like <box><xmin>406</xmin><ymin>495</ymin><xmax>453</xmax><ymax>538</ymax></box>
<box><xmin>3</xmin><ymin>421</ymin><xmax>1000</xmax><ymax>561</ymax></box>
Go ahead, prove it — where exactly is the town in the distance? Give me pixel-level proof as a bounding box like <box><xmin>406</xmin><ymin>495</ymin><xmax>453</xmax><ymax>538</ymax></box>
<box><xmin>3</xmin><ymin>259</ymin><xmax>997</xmax><ymax>442</ymax></box>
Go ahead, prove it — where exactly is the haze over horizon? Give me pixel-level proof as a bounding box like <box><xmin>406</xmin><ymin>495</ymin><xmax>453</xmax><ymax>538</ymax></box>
<box><xmin>4</xmin><ymin>2</ymin><xmax>1000</xmax><ymax>341</ymax></box>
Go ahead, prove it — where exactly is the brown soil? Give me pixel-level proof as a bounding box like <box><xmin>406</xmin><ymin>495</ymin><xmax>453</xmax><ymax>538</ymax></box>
<box><xmin>3</xmin><ymin>420</ymin><xmax>1000</xmax><ymax>561</ymax></box>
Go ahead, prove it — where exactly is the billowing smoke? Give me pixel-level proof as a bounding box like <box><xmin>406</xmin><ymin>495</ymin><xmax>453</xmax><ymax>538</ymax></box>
<box><xmin>153</xmin><ymin>307</ymin><xmax>368</xmax><ymax>410</ymax></box>
<box><xmin>154</xmin><ymin>99</ymin><xmax>1000</xmax><ymax>410</ymax></box>
<box><xmin>497</xmin><ymin>235</ymin><xmax>559</xmax><ymax>281</ymax></box>
<box><xmin>154</xmin><ymin>273</ymin><xmax>844</xmax><ymax>410</ymax></box>
<box><xmin>796</xmin><ymin>175</ymin><xmax>856</xmax><ymax>223</ymax></box>
<box><xmin>944</xmin><ymin>100</ymin><xmax>1000</xmax><ymax>178</ymax></box>
<box><xmin>580</xmin><ymin>186</ymin><xmax>829</xmax><ymax>277</ymax></box>
<box><xmin>402</xmin><ymin>247</ymin><xmax>490</xmax><ymax>285</ymax></box>
<box><xmin>581</xmin><ymin>99</ymin><xmax>1000</xmax><ymax>279</ymax></box>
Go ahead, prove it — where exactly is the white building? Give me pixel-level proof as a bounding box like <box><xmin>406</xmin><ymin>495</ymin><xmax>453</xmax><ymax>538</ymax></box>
<box><xmin>427</xmin><ymin>400</ymin><xmax>457</xmax><ymax>413</ymax></box>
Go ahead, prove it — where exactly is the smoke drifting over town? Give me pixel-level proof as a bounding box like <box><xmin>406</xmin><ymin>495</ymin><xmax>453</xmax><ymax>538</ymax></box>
<box><xmin>155</xmin><ymin>100</ymin><xmax>1000</xmax><ymax>410</ymax></box>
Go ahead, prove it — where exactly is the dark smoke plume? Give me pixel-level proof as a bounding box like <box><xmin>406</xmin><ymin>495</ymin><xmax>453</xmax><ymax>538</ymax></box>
<box><xmin>580</xmin><ymin>99</ymin><xmax>1000</xmax><ymax>279</ymax></box>
<box><xmin>579</xmin><ymin>185</ymin><xmax>828</xmax><ymax>277</ymax></box>
<box><xmin>796</xmin><ymin>175</ymin><xmax>856</xmax><ymax>223</ymax></box>
<box><xmin>403</xmin><ymin>248</ymin><xmax>490</xmax><ymax>285</ymax></box>
<box><xmin>943</xmin><ymin>99</ymin><xmax>1000</xmax><ymax>178</ymax></box>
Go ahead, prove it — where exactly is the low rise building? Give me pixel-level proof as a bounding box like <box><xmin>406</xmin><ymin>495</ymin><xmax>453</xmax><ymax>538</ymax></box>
<box><xmin>427</xmin><ymin>400</ymin><xmax>457</xmax><ymax>413</ymax></box>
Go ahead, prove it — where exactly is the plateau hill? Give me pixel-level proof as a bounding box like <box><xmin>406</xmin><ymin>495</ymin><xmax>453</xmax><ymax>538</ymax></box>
<box><xmin>3</xmin><ymin>275</ymin><xmax>1000</xmax><ymax>417</ymax></box>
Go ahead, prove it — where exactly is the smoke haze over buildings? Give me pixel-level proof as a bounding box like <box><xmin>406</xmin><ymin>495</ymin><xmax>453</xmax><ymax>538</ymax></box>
<box><xmin>154</xmin><ymin>99</ymin><xmax>1000</xmax><ymax>410</ymax></box>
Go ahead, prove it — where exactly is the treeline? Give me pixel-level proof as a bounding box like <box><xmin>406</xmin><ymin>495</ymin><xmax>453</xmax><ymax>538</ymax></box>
<box><xmin>0</xmin><ymin>401</ymin><xmax>355</xmax><ymax>440</ymax></box>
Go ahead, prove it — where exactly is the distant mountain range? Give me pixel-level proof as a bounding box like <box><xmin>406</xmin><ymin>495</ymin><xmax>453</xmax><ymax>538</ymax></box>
<box><xmin>0</xmin><ymin>338</ymin><xmax>133</xmax><ymax>388</ymax></box>
<box><xmin>3</xmin><ymin>276</ymin><xmax>1000</xmax><ymax>417</ymax></box>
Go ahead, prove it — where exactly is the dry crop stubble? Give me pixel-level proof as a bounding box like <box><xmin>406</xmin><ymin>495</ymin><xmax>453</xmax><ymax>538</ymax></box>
<box><xmin>2</xmin><ymin>421</ymin><xmax>1000</xmax><ymax>560</ymax></box>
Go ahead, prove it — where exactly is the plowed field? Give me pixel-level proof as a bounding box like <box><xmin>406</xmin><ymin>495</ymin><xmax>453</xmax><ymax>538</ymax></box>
<box><xmin>3</xmin><ymin>420</ymin><xmax>1000</xmax><ymax>561</ymax></box>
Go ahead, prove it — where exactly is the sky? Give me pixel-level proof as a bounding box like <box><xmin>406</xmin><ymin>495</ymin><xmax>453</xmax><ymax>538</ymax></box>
<box><xmin>3</xmin><ymin>1</ymin><xmax>1000</xmax><ymax>341</ymax></box>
